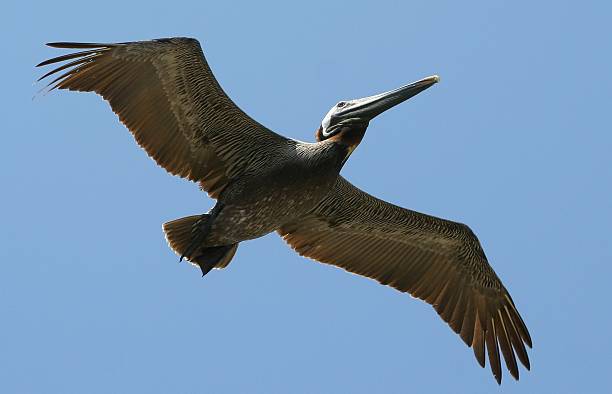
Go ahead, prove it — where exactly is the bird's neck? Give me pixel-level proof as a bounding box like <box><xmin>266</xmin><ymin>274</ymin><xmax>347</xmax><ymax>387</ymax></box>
<box><xmin>327</xmin><ymin>125</ymin><xmax>366</xmax><ymax>166</ymax></box>
<box><xmin>295</xmin><ymin>140</ymin><xmax>348</xmax><ymax>173</ymax></box>
<box><xmin>328</xmin><ymin>126</ymin><xmax>366</xmax><ymax>148</ymax></box>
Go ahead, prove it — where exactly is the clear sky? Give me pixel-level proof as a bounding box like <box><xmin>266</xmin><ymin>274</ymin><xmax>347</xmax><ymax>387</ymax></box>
<box><xmin>2</xmin><ymin>1</ymin><xmax>611</xmax><ymax>393</ymax></box>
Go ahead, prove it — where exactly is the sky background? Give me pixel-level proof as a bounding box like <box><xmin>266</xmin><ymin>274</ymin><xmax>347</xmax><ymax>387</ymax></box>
<box><xmin>2</xmin><ymin>1</ymin><xmax>611</xmax><ymax>393</ymax></box>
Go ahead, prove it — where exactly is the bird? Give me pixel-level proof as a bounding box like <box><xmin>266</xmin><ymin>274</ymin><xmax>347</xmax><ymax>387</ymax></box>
<box><xmin>37</xmin><ymin>37</ymin><xmax>531</xmax><ymax>384</ymax></box>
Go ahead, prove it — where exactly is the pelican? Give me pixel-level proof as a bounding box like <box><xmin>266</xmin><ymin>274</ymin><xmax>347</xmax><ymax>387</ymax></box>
<box><xmin>37</xmin><ymin>37</ymin><xmax>531</xmax><ymax>383</ymax></box>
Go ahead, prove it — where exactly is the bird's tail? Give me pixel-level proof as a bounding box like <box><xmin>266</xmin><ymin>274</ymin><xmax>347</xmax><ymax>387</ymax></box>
<box><xmin>163</xmin><ymin>215</ymin><xmax>238</xmax><ymax>276</ymax></box>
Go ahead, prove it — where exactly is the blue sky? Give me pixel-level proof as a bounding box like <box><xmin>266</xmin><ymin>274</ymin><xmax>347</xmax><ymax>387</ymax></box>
<box><xmin>2</xmin><ymin>1</ymin><xmax>611</xmax><ymax>393</ymax></box>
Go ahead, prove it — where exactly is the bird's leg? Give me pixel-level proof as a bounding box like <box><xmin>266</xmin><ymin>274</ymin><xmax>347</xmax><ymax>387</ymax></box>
<box><xmin>179</xmin><ymin>203</ymin><xmax>225</xmax><ymax>262</ymax></box>
<box><xmin>193</xmin><ymin>245</ymin><xmax>236</xmax><ymax>277</ymax></box>
<box><xmin>180</xmin><ymin>215</ymin><xmax>211</xmax><ymax>262</ymax></box>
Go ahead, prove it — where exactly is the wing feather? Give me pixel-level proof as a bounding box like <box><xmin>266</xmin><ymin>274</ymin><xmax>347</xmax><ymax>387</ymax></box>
<box><xmin>278</xmin><ymin>176</ymin><xmax>531</xmax><ymax>383</ymax></box>
<box><xmin>37</xmin><ymin>38</ymin><xmax>291</xmax><ymax>198</ymax></box>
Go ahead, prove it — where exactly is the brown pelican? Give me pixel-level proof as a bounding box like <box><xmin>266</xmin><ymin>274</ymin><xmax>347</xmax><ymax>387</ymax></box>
<box><xmin>37</xmin><ymin>37</ymin><xmax>532</xmax><ymax>384</ymax></box>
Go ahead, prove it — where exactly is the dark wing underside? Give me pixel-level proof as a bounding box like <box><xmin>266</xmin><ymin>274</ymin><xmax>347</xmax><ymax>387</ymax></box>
<box><xmin>37</xmin><ymin>37</ymin><xmax>291</xmax><ymax>198</ymax></box>
<box><xmin>278</xmin><ymin>176</ymin><xmax>532</xmax><ymax>384</ymax></box>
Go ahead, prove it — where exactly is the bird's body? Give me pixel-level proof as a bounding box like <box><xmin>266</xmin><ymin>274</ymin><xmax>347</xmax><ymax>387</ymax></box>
<box><xmin>38</xmin><ymin>37</ymin><xmax>532</xmax><ymax>384</ymax></box>
<box><xmin>206</xmin><ymin>140</ymin><xmax>344</xmax><ymax>244</ymax></box>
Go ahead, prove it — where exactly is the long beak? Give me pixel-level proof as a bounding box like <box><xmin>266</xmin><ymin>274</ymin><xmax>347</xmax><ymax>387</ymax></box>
<box><xmin>341</xmin><ymin>75</ymin><xmax>440</xmax><ymax>120</ymax></box>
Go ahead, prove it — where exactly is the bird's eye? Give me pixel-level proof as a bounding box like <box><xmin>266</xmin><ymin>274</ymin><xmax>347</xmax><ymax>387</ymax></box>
<box><xmin>337</xmin><ymin>101</ymin><xmax>346</xmax><ymax>108</ymax></box>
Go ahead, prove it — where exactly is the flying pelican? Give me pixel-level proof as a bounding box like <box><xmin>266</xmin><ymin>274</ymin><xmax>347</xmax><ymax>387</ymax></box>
<box><xmin>37</xmin><ymin>37</ymin><xmax>532</xmax><ymax>383</ymax></box>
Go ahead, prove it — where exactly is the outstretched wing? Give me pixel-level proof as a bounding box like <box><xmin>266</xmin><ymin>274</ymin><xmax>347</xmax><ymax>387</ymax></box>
<box><xmin>37</xmin><ymin>37</ymin><xmax>291</xmax><ymax>198</ymax></box>
<box><xmin>278</xmin><ymin>176</ymin><xmax>532</xmax><ymax>384</ymax></box>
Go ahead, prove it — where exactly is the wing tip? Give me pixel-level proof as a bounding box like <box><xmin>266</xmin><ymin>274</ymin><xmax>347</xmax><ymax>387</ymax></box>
<box><xmin>46</xmin><ymin>42</ymin><xmax>113</xmax><ymax>49</ymax></box>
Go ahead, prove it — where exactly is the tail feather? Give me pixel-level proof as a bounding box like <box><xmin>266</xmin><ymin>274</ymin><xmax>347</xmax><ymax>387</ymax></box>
<box><xmin>163</xmin><ymin>215</ymin><xmax>238</xmax><ymax>274</ymax></box>
<box><xmin>163</xmin><ymin>215</ymin><xmax>201</xmax><ymax>258</ymax></box>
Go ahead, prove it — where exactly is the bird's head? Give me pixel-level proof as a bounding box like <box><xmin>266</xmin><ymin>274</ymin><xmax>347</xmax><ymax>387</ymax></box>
<box><xmin>316</xmin><ymin>75</ymin><xmax>440</xmax><ymax>161</ymax></box>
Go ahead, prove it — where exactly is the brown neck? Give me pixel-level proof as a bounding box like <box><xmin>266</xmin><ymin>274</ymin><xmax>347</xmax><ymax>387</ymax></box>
<box><xmin>325</xmin><ymin>125</ymin><xmax>367</xmax><ymax>166</ymax></box>
<box><xmin>328</xmin><ymin>125</ymin><xmax>366</xmax><ymax>149</ymax></box>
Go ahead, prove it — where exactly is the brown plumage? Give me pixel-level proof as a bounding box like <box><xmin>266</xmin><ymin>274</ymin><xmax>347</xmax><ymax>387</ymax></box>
<box><xmin>38</xmin><ymin>38</ymin><xmax>289</xmax><ymax>198</ymax></box>
<box><xmin>278</xmin><ymin>177</ymin><xmax>531</xmax><ymax>382</ymax></box>
<box><xmin>37</xmin><ymin>37</ymin><xmax>531</xmax><ymax>384</ymax></box>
